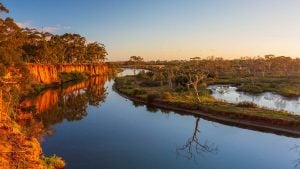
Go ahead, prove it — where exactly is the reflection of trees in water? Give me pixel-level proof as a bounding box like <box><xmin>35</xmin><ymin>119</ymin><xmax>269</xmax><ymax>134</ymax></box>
<box><xmin>18</xmin><ymin>76</ymin><xmax>108</xmax><ymax>139</ymax></box>
<box><xmin>177</xmin><ymin>118</ymin><xmax>218</xmax><ymax>161</ymax></box>
<box><xmin>132</xmin><ymin>101</ymin><xmax>145</xmax><ymax>108</ymax></box>
<box><xmin>291</xmin><ymin>145</ymin><xmax>300</xmax><ymax>169</ymax></box>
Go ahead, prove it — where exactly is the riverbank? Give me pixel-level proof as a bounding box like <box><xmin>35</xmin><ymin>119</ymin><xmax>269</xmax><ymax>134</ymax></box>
<box><xmin>120</xmin><ymin>64</ymin><xmax>300</xmax><ymax>97</ymax></box>
<box><xmin>115</xmin><ymin>75</ymin><xmax>300</xmax><ymax>136</ymax></box>
<box><xmin>0</xmin><ymin>113</ymin><xmax>65</xmax><ymax>168</ymax></box>
<box><xmin>22</xmin><ymin>63</ymin><xmax>117</xmax><ymax>99</ymax></box>
<box><xmin>1</xmin><ymin>63</ymin><xmax>115</xmax><ymax>168</ymax></box>
<box><xmin>208</xmin><ymin>74</ymin><xmax>300</xmax><ymax>97</ymax></box>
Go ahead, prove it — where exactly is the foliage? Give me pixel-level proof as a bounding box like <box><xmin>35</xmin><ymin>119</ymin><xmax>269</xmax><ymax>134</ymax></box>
<box><xmin>59</xmin><ymin>72</ymin><xmax>87</xmax><ymax>83</ymax></box>
<box><xmin>40</xmin><ymin>155</ymin><xmax>66</xmax><ymax>169</ymax></box>
<box><xmin>140</xmin><ymin>80</ymin><xmax>161</xmax><ymax>87</ymax></box>
<box><xmin>115</xmin><ymin>75</ymin><xmax>300</xmax><ymax>127</ymax></box>
<box><xmin>0</xmin><ymin>3</ymin><xmax>107</xmax><ymax>66</ymax></box>
<box><xmin>133</xmin><ymin>89</ymin><xmax>147</xmax><ymax>95</ymax></box>
<box><xmin>237</xmin><ymin>101</ymin><xmax>258</xmax><ymax>108</ymax></box>
<box><xmin>147</xmin><ymin>93</ymin><xmax>160</xmax><ymax>102</ymax></box>
<box><xmin>162</xmin><ymin>92</ymin><xmax>172</xmax><ymax>99</ymax></box>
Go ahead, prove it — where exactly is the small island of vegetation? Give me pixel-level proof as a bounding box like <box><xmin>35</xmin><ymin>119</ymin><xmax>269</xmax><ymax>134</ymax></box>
<box><xmin>115</xmin><ymin>56</ymin><xmax>300</xmax><ymax>135</ymax></box>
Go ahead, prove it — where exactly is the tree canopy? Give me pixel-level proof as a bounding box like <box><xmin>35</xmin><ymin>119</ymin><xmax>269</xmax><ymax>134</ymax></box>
<box><xmin>0</xmin><ymin>2</ymin><xmax>107</xmax><ymax>70</ymax></box>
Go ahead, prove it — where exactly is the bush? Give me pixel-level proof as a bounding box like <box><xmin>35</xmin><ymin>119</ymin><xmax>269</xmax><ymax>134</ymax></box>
<box><xmin>162</xmin><ymin>92</ymin><xmax>172</xmax><ymax>99</ymax></box>
<box><xmin>238</xmin><ymin>84</ymin><xmax>263</xmax><ymax>93</ymax></box>
<box><xmin>59</xmin><ymin>72</ymin><xmax>87</xmax><ymax>83</ymax></box>
<box><xmin>32</xmin><ymin>84</ymin><xmax>46</xmax><ymax>93</ymax></box>
<box><xmin>140</xmin><ymin>80</ymin><xmax>160</xmax><ymax>87</ymax></box>
<box><xmin>146</xmin><ymin>71</ymin><xmax>155</xmax><ymax>78</ymax></box>
<box><xmin>237</xmin><ymin>101</ymin><xmax>258</xmax><ymax>108</ymax></box>
<box><xmin>137</xmin><ymin>70</ymin><xmax>148</xmax><ymax>79</ymax></box>
<box><xmin>0</xmin><ymin>64</ymin><xmax>6</xmax><ymax>77</ymax></box>
<box><xmin>133</xmin><ymin>89</ymin><xmax>147</xmax><ymax>95</ymax></box>
<box><xmin>147</xmin><ymin>93</ymin><xmax>160</xmax><ymax>102</ymax></box>
<box><xmin>174</xmin><ymin>85</ymin><xmax>187</xmax><ymax>92</ymax></box>
<box><xmin>40</xmin><ymin>155</ymin><xmax>65</xmax><ymax>169</ymax></box>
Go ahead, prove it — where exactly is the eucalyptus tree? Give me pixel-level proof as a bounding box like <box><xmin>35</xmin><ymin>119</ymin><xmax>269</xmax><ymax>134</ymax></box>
<box><xmin>86</xmin><ymin>42</ymin><xmax>107</xmax><ymax>63</ymax></box>
<box><xmin>0</xmin><ymin>6</ymin><xmax>26</xmax><ymax>66</ymax></box>
<box><xmin>129</xmin><ymin>56</ymin><xmax>144</xmax><ymax>74</ymax></box>
<box><xmin>61</xmin><ymin>33</ymin><xmax>86</xmax><ymax>63</ymax></box>
<box><xmin>184</xmin><ymin>58</ymin><xmax>210</xmax><ymax>103</ymax></box>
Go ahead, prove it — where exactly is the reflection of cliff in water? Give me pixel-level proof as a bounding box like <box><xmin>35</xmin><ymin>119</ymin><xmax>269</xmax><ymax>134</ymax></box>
<box><xmin>17</xmin><ymin>76</ymin><xmax>109</xmax><ymax>140</ymax></box>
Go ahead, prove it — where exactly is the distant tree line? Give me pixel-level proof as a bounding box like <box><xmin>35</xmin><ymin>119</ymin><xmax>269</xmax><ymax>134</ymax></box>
<box><xmin>0</xmin><ymin>3</ymin><xmax>107</xmax><ymax>76</ymax></box>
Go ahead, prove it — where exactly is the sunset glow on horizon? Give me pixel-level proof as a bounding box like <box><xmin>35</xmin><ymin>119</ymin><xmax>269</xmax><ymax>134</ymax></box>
<box><xmin>3</xmin><ymin>0</ymin><xmax>300</xmax><ymax>61</ymax></box>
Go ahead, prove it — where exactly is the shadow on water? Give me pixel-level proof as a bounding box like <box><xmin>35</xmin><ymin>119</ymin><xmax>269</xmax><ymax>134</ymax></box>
<box><xmin>17</xmin><ymin>75</ymin><xmax>110</xmax><ymax>140</ymax></box>
<box><xmin>176</xmin><ymin>117</ymin><xmax>218</xmax><ymax>161</ymax></box>
<box><xmin>131</xmin><ymin>102</ymin><xmax>219</xmax><ymax>163</ymax></box>
<box><xmin>131</xmin><ymin>100</ymin><xmax>300</xmax><ymax>138</ymax></box>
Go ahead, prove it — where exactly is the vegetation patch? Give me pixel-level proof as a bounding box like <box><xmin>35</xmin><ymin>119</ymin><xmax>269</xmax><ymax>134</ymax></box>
<box><xmin>40</xmin><ymin>155</ymin><xmax>66</xmax><ymax>169</ymax></box>
<box><xmin>59</xmin><ymin>72</ymin><xmax>88</xmax><ymax>83</ymax></box>
<box><xmin>236</xmin><ymin>101</ymin><xmax>258</xmax><ymax>108</ymax></box>
<box><xmin>115</xmin><ymin>74</ymin><xmax>300</xmax><ymax>130</ymax></box>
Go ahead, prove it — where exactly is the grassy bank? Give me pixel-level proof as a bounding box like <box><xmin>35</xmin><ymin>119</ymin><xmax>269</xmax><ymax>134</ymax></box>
<box><xmin>115</xmin><ymin>75</ymin><xmax>300</xmax><ymax>132</ymax></box>
<box><xmin>211</xmin><ymin>73</ymin><xmax>300</xmax><ymax>97</ymax></box>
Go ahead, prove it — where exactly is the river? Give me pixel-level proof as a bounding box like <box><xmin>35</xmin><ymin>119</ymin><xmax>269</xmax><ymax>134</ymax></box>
<box><xmin>20</xmin><ymin>69</ymin><xmax>300</xmax><ymax>169</ymax></box>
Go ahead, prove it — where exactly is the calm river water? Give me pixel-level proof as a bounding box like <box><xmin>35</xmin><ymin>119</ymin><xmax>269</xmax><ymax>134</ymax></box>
<box><xmin>23</xmin><ymin>69</ymin><xmax>300</xmax><ymax>169</ymax></box>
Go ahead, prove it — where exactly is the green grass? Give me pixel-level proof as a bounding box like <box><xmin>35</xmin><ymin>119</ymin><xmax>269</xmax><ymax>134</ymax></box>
<box><xmin>212</xmin><ymin>73</ymin><xmax>300</xmax><ymax>97</ymax></box>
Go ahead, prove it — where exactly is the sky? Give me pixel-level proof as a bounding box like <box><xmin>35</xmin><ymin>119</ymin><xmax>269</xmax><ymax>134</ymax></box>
<box><xmin>2</xmin><ymin>0</ymin><xmax>300</xmax><ymax>61</ymax></box>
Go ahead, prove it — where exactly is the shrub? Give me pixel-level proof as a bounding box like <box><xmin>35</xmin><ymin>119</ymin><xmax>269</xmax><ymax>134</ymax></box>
<box><xmin>147</xmin><ymin>93</ymin><xmax>160</xmax><ymax>102</ymax></box>
<box><xmin>59</xmin><ymin>72</ymin><xmax>87</xmax><ymax>83</ymax></box>
<box><xmin>146</xmin><ymin>71</ymin><xmax>155</xmax><ymax>78</ymax></box>
<box><xmin>162</xmin><ymin>92</ymin><xmax>172</xmax><ymax>99</ymax></box>
<box><xmin>238</xmin><ymin>84</ymin><xmax>263</xmax><ymax>93</ymax></box>
<box><xmin>237</xmin><ymin>101</ymin><xmax>258</xmax><ymax>108</ymax></box>
<box><xmin>133</xmin><ymin>89</ymin><xmax>147</xmax><ymax>95</ymax></box>
<box><xmin>174</xmin><ymin>85</ymin><xmax>187</xmax><ymax>92</ymax></box>
<box><xmin>32</xmin><ymin>84</ymin><xmax>46</xmax><ymax>93</ymax></box>
<box><xmin>40</xmin><ymin>155</ymin><xmax>66</xmax><ymax>169</ymax></box>
<box><xmin>137</xmin><ymin>70</ymin><xmax>148</xmax><ymax>79</ymax></box>
<box><xmin>140</xmin><ymin>80</ymin><xmax>160</xmax><ymax>87</ymax></box>
<box><xmin>0</xmin><ymin>64</ymin><xmax>6</xmax><ymax>77</ymax></box>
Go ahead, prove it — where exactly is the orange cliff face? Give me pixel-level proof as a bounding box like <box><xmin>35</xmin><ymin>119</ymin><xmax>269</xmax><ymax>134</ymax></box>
<box><xmin>27</xmin><ymin>64</ymin><xmax>110</xmax><ymax>84</ymax></box>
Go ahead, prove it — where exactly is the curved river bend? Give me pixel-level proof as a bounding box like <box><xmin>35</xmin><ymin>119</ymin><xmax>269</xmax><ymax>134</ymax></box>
<box><xmin>21</xmin><ymin>69</ymin><xmax>300</xmax><ymax>169</ymax></box>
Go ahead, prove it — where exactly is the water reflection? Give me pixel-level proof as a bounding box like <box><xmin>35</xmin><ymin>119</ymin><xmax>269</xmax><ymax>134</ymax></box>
<box><xmin>17</xmin><ymin>69</ymin><xmax>299</xmax><ymax>169</ymax></box>
<box><xmin>176</xmin><ymin>117</ymin><xmax>218</xmax><ymax>161</ymax></box>
<box><xmin>208</xmin><ymin>85</ymin><xmax>300</xmax><ymax>115</ymax></box>
<box><xmin>17</xmin><ymin>76</ymin><xmax>109</xmax><ymax>140</ymax></box>
<box><xmin>131</xmin><ymin>101</ymin><xmax>218</xmax><ymax>161</ymax></box>
<box><xmin>291</xmin><ymin>145</ymin><xmax>300</xmax><ymax>169</ymax></box>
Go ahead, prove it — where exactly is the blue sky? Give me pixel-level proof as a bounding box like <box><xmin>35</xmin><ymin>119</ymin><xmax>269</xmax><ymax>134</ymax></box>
<box><xmin>2</xmin><ymin>0</ymin><xmax>300</xmax><ymax>61</ymax></box>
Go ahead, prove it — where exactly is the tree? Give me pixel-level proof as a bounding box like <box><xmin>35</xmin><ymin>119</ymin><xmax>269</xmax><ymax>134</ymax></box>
<box><xmin>0</xmin><ymin>3</ymin><xmax>9</xmax><ymax>14</ymax></box>
<box><xmin>184</xmin><ymin>58</ymin><xmax>210</xmax><ymax>103</ymax></box>
<box><xmin>60</xmin><ymin>33</ymin><xmax>86</xmax><ymax>63</ymax></box>
<box><xmin>264</xmin><ymin>54</ymin><xmax>275</xmax><ymax>73</ymax></box>
<box><xmin>86</xmin><ymin>42</ymin><xmax>107</xmax><ymax>63</ymax></box>
<box><xmin>129</xmin><ymin>56</ymin><xmax>144</xmax><ymax>74</ymax></box>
